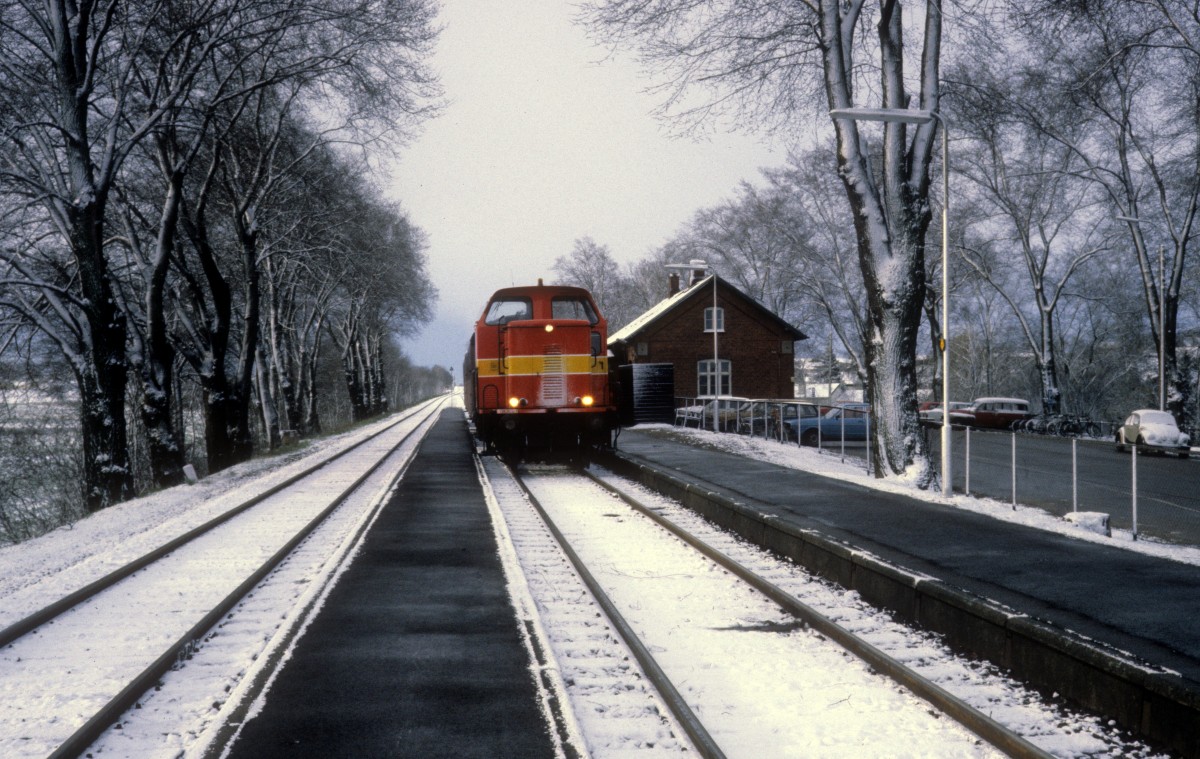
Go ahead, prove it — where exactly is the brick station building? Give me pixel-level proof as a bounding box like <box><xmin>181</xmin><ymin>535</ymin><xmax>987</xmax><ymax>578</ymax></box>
<box><xmin>609</xmin><ymin>264</ymin><xmax>806</xmax><ymax>400</ymax></box>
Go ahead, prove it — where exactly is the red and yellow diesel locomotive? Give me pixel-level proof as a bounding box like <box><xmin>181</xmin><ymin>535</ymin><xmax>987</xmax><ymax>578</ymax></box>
<box><xmin>463</xmin><ymin>281</ymin><xmax>618</xmax><ymax>461</ymax></box>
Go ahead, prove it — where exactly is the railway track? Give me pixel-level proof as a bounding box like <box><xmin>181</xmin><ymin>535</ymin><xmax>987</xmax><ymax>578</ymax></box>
<box><xmin>483</xmin><ymin>459</ymin><xmax>1155</xmax><ymax>758</ymax></box>
<box><xmin>0</xmin><ymin>397</ymin><xmax>447</xmax><ymax>758</ymax></box>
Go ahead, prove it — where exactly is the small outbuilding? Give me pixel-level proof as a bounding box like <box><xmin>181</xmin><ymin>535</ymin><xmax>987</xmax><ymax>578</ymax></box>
<box><xmin>609</xmin><ymin>263</ymin><xmax>806</xmax><ymax>401</ymax></box>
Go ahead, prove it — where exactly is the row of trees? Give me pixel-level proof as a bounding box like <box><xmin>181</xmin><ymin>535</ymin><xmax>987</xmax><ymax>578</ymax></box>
<box><xmin>572</xmin><ymin>0</ymin><xmax>1199</xmax><ymax>484</ymax></box>
<box><xmin>0</xmin><ymin>0</ymin><xmax>442</xmax><ymax>514</ymax></box>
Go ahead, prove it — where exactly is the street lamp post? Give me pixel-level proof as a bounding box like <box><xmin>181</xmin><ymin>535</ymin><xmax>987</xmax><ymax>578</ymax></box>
<box><xmin>1160</xmin><ymin>244</ymin><xmax>1165</xmax><ymax>411</ymax></box>
<box><xmin>667</xmin><ymin>261</ymin><xmax>721</xmax><ymax>432</ymax></box>
<box><xmin>830</xmin><ymin>107</ymin><xmax>951</xmax><ymax>492</ymax></box>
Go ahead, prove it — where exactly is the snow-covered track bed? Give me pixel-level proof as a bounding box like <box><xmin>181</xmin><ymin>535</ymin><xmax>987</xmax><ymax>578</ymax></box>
<box><xmin>0</xmin><ymin>398</ymin><xmax>446</xmax><ymax>758</ymax></box>
<box><xmin>487</xmin><ymin>461</ymin><xmax>1161</xmax><ymax>758</ymax></box>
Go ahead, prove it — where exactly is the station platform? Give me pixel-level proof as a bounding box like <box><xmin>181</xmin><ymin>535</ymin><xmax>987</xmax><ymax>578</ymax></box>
<box><xmin>223</xmin><ymin>409</ymin><xmax>557</xmax><ymax>758</ymax></box>
<box><xmin>610</xmin><ymin>426</ymin><xmax>1200</xmax><ymax>688</ymax></box>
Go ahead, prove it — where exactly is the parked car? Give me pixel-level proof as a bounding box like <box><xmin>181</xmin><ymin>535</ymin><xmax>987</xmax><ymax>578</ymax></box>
<box><xmin>919</xmin><ymin>401</ymin><xmax>974</xmax><ymax>425</ymax></box>
<box><xmin>785</xmin><ymin>403</ymin><xmax>870</xmax><ymax>446</ymax></box>
<box><xmin>1115</xmin><ymin>409</ymin><xmax>1190</xmax><ymax>457</ymax></box>
<box><xmin>674</xmin><ymin>397</ymin><xmax>749</xmax><ymax>430</ymax></box>
<box><xmin>709</xmin><ymin>396</ymin><xmax>752</xmax><ymax>431</ymax></box>
<box><xmin>739</xmin><ymin>400</ymin><xmax>822</xmax><ymax>439</ymax></box>
<box><xmin>957</xmin><ymin>397</ymin><xmax>1033</xmax><ymax>429</ymax></box>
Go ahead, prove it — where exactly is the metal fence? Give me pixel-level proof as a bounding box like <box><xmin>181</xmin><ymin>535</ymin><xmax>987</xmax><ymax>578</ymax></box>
<box><xmin>672</xmin><ymin>397</ymin><xmax>872</xmax><ymax>470</ymax></box>
<box><xmin>928</xmin><ymin>427</ymin><xmax>1200</xmax><ymax>546</ymax></box>
<box><xmin>669</xmin><ymin>398</ymin><xmax>1200</xmax><ymax>547</ymax></box>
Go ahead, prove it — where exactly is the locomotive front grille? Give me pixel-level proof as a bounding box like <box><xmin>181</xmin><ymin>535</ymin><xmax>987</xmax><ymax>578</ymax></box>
<box><xmin>540</xmin><ymin>345</ymin><xmax>565</xmax><ymax>405</ymax></box>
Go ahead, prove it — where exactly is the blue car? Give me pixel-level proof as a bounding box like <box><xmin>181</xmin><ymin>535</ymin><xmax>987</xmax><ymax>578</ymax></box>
<box><xmin>785</xmin><ymin>403</ymin><xmax>871</xmax><ymax>446</ymax></box>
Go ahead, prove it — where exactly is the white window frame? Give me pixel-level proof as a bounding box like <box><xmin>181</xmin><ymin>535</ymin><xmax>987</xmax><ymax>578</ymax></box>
<box><xmin>697</xmin><ymin>359</ymin><xmax>731</xmax><ymax>396</ymax></box>
<box><xmin>704</xmin><ymin>307</ymin><xmax>725</xmax><ymax>333</ymax></box>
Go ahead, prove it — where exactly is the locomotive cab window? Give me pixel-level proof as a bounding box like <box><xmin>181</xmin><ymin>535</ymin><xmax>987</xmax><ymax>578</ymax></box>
<box><xmin>485</xmin><ymin>298</ymin><xmax>533</xmax><ymax>325</ymax></box>
<box><xmin>551</xmin><ymin>296</ymin><xmax>599</xmax><ymax>324</ymax></box>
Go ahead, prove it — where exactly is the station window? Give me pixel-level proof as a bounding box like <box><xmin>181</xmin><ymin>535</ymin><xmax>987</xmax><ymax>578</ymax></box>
<box><xmin>704</xmin><ymin>307</ymin><xmax>725</xmax><ymax>333</ymax></box>
<box><xmin>697</xmin><ymin>359</ymin><xmax>731</xmax><ymax>396</ymax></box>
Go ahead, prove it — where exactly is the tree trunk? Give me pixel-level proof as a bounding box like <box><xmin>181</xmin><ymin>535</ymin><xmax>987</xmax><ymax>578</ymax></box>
<box><xmin>255</xmin><ymin>342</ymin><xmax>282</xmax><ymax>449</ymax></box>
<box><xmin>51</xmin><ymin>0</ymin><xmax>134</xmax><ymax>510</ymax></box>
<box><xmin>179</xmin><ymin>199</ymin><xmax>255</xmax><ymax>473</ymax></box>
<box><xmin>204</xmin><ymin>383</ymin><xmax>252</xmax><ymax>472</ymax></box>
<box><xmin>821</xmin><ymin>0</ymin><xmax>940</xmax><ymax>482</ymax></box>
<box><xmin>139</xmin><ymin>167</ymin><xmax>187</xmax><ymax>489</ymax></box>
<box><xmin>71</xmin><ymin>201</ymin><xmax>136</xmax><ymax>510</ymax></box>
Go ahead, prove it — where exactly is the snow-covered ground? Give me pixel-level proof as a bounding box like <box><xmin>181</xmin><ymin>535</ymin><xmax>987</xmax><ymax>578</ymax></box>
<box><xmin>0</xmin><ymin>400</ymin><xmax>445</xmax><ymax>758</ymax></box>
<box><xmin>0</xmin><ymin>397</ymin><xmax>1180</xmax><ymax>757</ymax></box>
<box><xmin>484</xmin><ymin>460</ymin><xmax>1163</xmax><ymax>758</ymax></box>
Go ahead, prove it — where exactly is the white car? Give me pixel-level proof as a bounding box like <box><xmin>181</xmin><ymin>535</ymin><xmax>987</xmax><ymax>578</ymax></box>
<box><xmin>1115</xmin><ymin>409</ymin><xmax>1190</xmax><ymax>458</ymax></box>
<box><xmin>919</xmin><ymin>401</ymin><xmax>973</xmax><ymax>424</ymax></box>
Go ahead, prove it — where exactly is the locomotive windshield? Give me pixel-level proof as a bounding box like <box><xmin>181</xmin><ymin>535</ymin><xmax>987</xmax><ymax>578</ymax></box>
<box><xmin>485</xmin><ymin>297</ymin><xmax>533</xmax><ymax>325</ymax></box>
<box><xmin>551</xmin><ymin>296</ymin><xmax>599</xmax><ymax>324</ymax></box>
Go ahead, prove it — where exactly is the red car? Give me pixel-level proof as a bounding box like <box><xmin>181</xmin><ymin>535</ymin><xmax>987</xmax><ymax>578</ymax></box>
<box><xmin>956</xmin><ymin>397</ymin><xmax>1032</xmax><ymax>429</ymax></box>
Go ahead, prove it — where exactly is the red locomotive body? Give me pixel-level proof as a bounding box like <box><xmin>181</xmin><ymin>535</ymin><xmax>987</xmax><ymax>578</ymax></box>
<box><xmin>464</xmin><ymin>282</ymin><xmax>618</xmax><ymax>461</ymax></box>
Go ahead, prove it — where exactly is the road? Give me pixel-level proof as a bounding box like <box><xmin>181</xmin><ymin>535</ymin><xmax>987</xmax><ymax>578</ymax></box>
<box><xmin>926</xmin><ymin>426</ymin><xmax>1200</xmax><ymax>544</ymax></box>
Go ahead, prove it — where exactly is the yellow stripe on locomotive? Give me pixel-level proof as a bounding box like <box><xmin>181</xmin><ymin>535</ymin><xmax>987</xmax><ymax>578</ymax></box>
<box><xmin>476</xmin><ymin>355</ymin><xmax>608</xmax><ymax>378</ymax></box>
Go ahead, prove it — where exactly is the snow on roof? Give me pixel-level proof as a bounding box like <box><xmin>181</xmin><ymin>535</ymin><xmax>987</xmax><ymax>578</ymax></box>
<box><xmin>610</xmin><ymin>274</ymin><xmax>713</xmax><ymax>344</ymax></box>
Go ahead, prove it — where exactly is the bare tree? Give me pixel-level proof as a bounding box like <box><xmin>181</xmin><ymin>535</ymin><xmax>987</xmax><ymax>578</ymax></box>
<box><xmin>953</xmin><ymin>73</ymin><xmax>1110</xmax><ymax>415</ymax></box>
<box><xmin>760</xmin><ymin>152</ymin><xmax>868</xmax><ymax>386</ymax></box>
<box><xmin>684</xmin><ymin>180</ymin><xmax>812</xmax><ymax>325</ymax></box>
<box><xmin>583</xmin><ymin>0</ymin><xmax>946</xmax><ymax>481</ymax></box>
<box><xmin>0</xmin><ymin>0</ymin><xmax>243</xmax><ymax>509</ymax></box>
<box><xmin>326</xmin><ymin>194</ymin><xmax>434</xmax><ymax>423</ymax></box>
<box><xmin>1001</xmin><ymin>0</ymin><xmax>1200</xmax><ymax>420</ymax></box>
<box><xmin>1</xmin><ymin>0</ymin><xmax>440</xmax><ymax>500</ymax></box>
<box><xmin>552</xmin><ymin>237</ymin><xmax>627</xmax><ymax>320</ymax></box>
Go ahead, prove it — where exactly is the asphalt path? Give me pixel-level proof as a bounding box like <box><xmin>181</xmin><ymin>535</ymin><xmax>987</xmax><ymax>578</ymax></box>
<box><xmin>757</xmin><ymin>423</ymin><xmax>1200</xmax><ymax>544</ymax></box>
<box><xmin>224</xmin><ymin>410</ymin><xmax>555</xmax><ymax>758</ymax></box>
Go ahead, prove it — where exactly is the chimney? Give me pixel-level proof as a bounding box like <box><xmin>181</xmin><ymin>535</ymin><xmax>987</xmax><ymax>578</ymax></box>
<box><xmin>689</xmin><ymin>258</ymin><xmax>707</xmax><ymax>287</ymax></box>
<box><xmin>668</xmin><ymin>272</ymin><xmax>680</xmax><ymax>296</ymax></box>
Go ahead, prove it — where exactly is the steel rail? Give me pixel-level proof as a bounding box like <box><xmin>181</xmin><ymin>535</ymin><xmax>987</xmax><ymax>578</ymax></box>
<box><xmin>198</xmin><ymin>414</ymin><xmax>435</xmax><ymax>759</ymax></box>
<box><xmin>584</xmin><ymin>469</ymin><xmax>1054</xmax><ymax>759</ymax></box>
<box><xmin>0</xmin><ymin>397</ymin><xmax>441</xmax><ymax>650</ymax></box>
<box><xmin>505</xmin><ymin>464</ymin><xmax>728</xmax><ymax>759</ymax></box>
<box><xmin>43</xmin><ymin>399</ymin><xmax>446</xmax><ymax>759</ymax></box>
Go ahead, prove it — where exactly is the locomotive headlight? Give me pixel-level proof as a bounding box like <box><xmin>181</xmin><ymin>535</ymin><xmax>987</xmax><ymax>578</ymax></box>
<box><xmin>508</xmin><ymin>396</ymin><xmax>524</xmax><ymax>408</ymax></box>
<box><xmin>581</xmin><ymin>395</ymin><xmax>595</xmax><ymax>407</ymax></box>
<box><xmin>544</xmin><ymin>324</ymin><xmax>554</xmax><ymax>333</ymax></box>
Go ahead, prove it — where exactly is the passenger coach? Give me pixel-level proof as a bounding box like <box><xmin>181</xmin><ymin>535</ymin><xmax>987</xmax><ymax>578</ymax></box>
<box><xmin>464</xmin><ymin>281</ymin><xmax>618</xmax><ymax>461</ymax></box>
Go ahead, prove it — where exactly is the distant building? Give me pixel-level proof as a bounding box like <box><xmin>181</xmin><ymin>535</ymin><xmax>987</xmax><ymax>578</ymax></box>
<box><xmin>797</xmin><ymin>381</ymin><xmax>864</xmax><ymax>405</ymax></box>
<box><xmin>609</xmin><ymin>262</ymin><xmax>806</xmax><ymax>400</ymax></box>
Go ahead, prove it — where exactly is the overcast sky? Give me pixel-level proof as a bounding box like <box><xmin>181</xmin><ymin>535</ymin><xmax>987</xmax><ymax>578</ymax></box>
<box><xmin>390</xmin><ymin>0</ymin><xmax>785</xmax><ymax>373</ymax></box>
